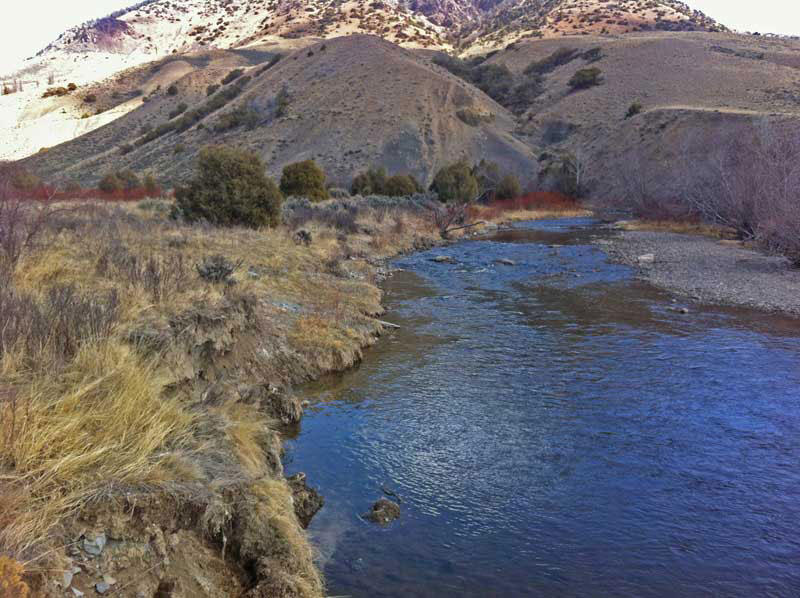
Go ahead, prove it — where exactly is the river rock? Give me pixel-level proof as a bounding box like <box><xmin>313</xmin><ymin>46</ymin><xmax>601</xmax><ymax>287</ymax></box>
<box><xmin>431</xmin><ymin>255</ymin><xmax>455</xmax><ymax>264</ymax></box>
<box><xmin>363</xmin><ymin>498</ymin><xmax>401</xmax><ymax>526</ymax></box>
<box><xmin>637</xmin><ymin>254</ymin><xmax>656</xmax><ymax>264</ymax></box>
<box><xmin>288</xmin><ymin>473</ymin><xmax>324</xmax><ymax>529</ymax></box>
<box><xmin>496</xmin><ymin>258</ymin><xmax>516</xmax><ymax>266</ymax></box>
<box><xmin>82</xmin><ymin>533</ymin><xmax>106</xmax><ymax>557</ymax></box>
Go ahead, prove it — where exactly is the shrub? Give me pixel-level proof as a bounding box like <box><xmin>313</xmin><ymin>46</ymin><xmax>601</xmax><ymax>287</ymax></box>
<box><xmin>568</xmin><ymin>67</ymin><xmax>603</xmax><ymax>90</ymax></box>
<box><xmin>207</xmin><ymin>83</ymin><xmax>220</xmax><ymax>96</ymax></box>
<box><xmin>222</xmin><ymin>68</ymin><xmax>244</xmax><ymax>85</ymax></box>
<box><xmin>196</xmin><ymin>254</ymin><xmax>239</xmax><ymax>283</ymax></box>
<box><xmin>214</xmin><ymin>103</ymin><xmax>260</xmax><ymax>132</ymax></box>
<box><xmin>98</xmin><ymin>173</ymin><xmax>123</xmax><ymax>193</ymax></box>
<box><xmin>257</xmin><ymin>54</ymin><xmax>282</xmax><ymax>75</ymax></box>
<box><xmin>0</xmin><ymin>556</ymin><xmax>29</xmax><ymax>597</ymax></box>
<box><xmin>42</xmin><ymin>87</ymin><xmax>69</xmax><ymax>98</ymax></box>
<box><xmin>84</xmin><ymin>93</ymin><xmax>97</xmax><ymax>103</ymax></box>
<box><xmin>275</xmin><ymin>85</ymin><xmax>290</xmax><ymax>117</ymax></box>
<box><xmin>167</xmin><ymin>84</ymin><xmax>178</xmax><ymax>96</ymax></box>
<box><xmin>117</xmin><ymin>169</ymin><xmax>141</xmax><ymax>190</ymax></box>
<box><xmin>430</xmin><ymin>161</ymin><xmax>479</xmax><ymax>203</ymax></box>
<box><xmin>174</xmin><ymin>146</ymin><xmax>282</xmax><ymax>227</ymax></box>
<box><xmin>169</xmin><ymin>102</ymin><xmax>188</xmax><ymax>119</ymax></box>
<box><xmin>626</xmin><ymin>101</ymin><xmax>643</xmax><ymax>118</ymax></box>
<box><xmin>67</xmin><ymin>82</ymin><xmax>77</xmax><ymax>91</ymax></box>
<box><xmin>581</xmin><ymin>47</ymin><xmax>604</xmax><ymax>63</ymax></box>
<box><xmin>524</xmin><ymin>47</ymin><xmax>578</xmax><ymax>75</ymax></box>
<box><xmin>456</xmin><ymin>107</ymin><xmax>493</xmax><ymax>126</ymax></box>
<box><xmin>351</xmin><ymin>167</ymin><xmax>420</xmax><ymax>197</ymax></box>
<box><xmin>351</xmin><ymin>167</ymin><xmax>388</xmax><ymax>195</ymax></box>
<box><xmin>143</xmin><ymin>174</ymin><xmax>159</xmax><ymax>195</ymax></box>
<box><xmin>119</xmin><ymin>143</ymin><xmax>134</xmax><ymax>155</ymax></box>
<box><xmin>384</xmin><ymin>174</ymin><xmax>421</xmax><ymax>197</ymax></box>
<box><xmin>280</xmin><ymin>160</ymin><xmax>329</xmax><ymax>201</ymax></box>
<box><xmin>10</xmin><ymin>169</ymin><xmax>41</xmax><ymax>192</ymax></box>
<box><xmin>495</xmin><ymin>174</ymin><xmax>522</xmax><ymax>200</ymax></box>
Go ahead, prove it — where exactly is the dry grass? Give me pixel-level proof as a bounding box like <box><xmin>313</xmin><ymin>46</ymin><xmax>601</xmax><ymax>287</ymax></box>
<box><xmin>0</xmin><ymin>340</ymin><xmax>195</xmax><ymax>557</ymax></box>
<box><xmin>248</xmin><ymin>479</ymin><xmax>324</xmax><ymax>598</ymax></box>
<box><xmin>616</xmin><ymin>219</ymin><xmax>733</xmax><ymax>238</ymax></box>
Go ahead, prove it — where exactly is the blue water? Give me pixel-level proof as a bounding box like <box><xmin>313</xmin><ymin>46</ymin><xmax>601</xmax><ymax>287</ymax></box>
<box><xmin>285</xmin><ymin>219</ymin><xmax>800</xmax><ymax>597</ymax></box>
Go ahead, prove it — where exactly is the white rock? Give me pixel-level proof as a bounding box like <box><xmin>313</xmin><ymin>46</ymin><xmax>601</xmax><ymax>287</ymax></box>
<box><xmin>637</xmin><ymin>254</ymin><xmax>655</xmax><ymax>264</ymax></box>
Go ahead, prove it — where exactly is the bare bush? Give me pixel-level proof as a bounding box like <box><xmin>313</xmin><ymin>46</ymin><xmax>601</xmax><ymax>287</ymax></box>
<box><xmin>95</xmin><ymin>241</ymin><xmax>189</xmax><ymax>302</ymax></box>
<box><xmin>431</xmin><ymin>203</ymin><xmax>467</xmax><ymax>239</ymax></box>
<box><xmin>616</xmin><ymin>120</ymin><xmax>800</xmax><ymax>264</ymax></box>
<box><xmin>0</xmin><ymin>284</ymin><xmax>119</xmax><ymax>367</ymax></box>
<box><xmin>0</xmin><ymin>166</ymin><xmax>56</xmax><ymax>272</ymax></box>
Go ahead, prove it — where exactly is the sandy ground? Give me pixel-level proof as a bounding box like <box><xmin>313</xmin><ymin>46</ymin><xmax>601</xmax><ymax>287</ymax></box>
<box><xmin>599</xmin><ymin>228</ymin><xmax>800</xmax><ymax>315</ymax></box>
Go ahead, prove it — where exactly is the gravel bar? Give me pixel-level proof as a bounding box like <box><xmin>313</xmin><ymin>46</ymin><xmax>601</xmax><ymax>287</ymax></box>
<box><xmin>598</xmin><ymin>229</ymin><xmax>800</xmax><ymax>315</ymax></box>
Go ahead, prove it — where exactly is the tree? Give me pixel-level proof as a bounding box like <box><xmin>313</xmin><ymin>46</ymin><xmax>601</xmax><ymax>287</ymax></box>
<box><xmin>495</xmin><ymin>174</ymin><xmax>522</xmax><ymax>201</ymax></box>
<box><xmin>174</xmin><ymin>146</ymin><xmax>282</xmax><ymax>227</ymax></box>
<box><xmin>430</xmin><ymin>161</ymin><xmax>479</xmax><ymax>203</ymax></box>
<box><xmin>280</xmin><ymin>160</ymin><xmax>329</xmax><ymax>201</ymax></box>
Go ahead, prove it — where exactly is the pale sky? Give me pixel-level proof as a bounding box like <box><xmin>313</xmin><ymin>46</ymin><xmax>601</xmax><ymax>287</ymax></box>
<box><xmin>1</xmin><ymin>0</ymin><xmax>799</xmax><ymax>73</ymax></box>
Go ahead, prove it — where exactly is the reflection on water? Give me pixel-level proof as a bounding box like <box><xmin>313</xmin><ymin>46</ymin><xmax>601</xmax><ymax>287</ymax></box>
<box><xmin>285</xmin><ymin>218</ymin><xmax>800</xmax><ymax>597</ymax></box>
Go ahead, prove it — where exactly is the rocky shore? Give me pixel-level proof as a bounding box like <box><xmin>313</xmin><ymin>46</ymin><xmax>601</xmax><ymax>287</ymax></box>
<box><xmin>599</xmin><ymin>227</ymin><xmax>800</xmax><ymax>315</ymax></box>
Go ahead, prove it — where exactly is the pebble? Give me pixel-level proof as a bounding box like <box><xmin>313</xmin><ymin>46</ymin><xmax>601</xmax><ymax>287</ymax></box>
<box><xmin>82</xmin><ymin>533</ymin><xmax>106</xmax><ymax>557</ymax></box>
<box><xmin>96</xmin><ymin>581</ymin><xmax>111</xmax><ymax>594</ymax></box>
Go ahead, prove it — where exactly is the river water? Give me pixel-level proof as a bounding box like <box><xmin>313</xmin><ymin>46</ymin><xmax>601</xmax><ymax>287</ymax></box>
<box><xmin>285</xmin><ymin>218</ymin><xmax>800</xmax><ymax>597</ymax></box>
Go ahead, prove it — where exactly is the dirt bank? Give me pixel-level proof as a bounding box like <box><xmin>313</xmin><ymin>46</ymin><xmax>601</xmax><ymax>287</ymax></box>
<box><xmin>599</xmin><ymin>226</ymin><xmax>800</xmax><ymax>315</ymax></box>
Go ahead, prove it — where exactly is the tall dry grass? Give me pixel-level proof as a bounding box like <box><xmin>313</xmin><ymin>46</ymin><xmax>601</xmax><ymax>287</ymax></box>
<box><xmin>0</xmin><ymin>340</ymin><xmax>194</xmax><ymax>557</ymax></box>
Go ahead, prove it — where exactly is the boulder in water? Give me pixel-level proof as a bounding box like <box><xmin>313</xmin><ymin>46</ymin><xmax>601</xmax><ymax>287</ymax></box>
<box><xmin>363</xmin><ymin>498</ymin><xmax>400</xmax><ymax>526</ymax></box>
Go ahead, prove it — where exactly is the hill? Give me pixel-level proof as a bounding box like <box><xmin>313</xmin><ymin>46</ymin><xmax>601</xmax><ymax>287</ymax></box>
<box><xmin>22</xmin><ymin>35</ymin><xmax>538</xmax><ymax>188</ymax></box>
<box><xmin>2</xmin><ymin>0</ymin><xmax>725</xmax><ymax>162</ymax></box>
<box><xmin>478</xmin><ymin>31</ymin><xmax>800</xmax><ymax>194</ymax></box>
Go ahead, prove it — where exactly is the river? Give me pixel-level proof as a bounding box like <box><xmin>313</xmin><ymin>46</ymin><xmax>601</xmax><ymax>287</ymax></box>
<box><xmin>285</xmin><ymin>218</ymin><xmax>800</xmax><ymax>597</ymax></box>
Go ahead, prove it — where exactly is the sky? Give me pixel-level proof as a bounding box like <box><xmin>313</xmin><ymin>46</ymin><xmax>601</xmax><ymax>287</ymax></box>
<box><xmin>0</xmin><ymin>0</ymin><xmax>799</xmax><ymax>73</ymax></box>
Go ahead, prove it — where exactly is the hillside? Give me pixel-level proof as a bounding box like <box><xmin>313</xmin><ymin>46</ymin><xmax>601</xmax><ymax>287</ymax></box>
<box><xmin>22</xmin><ymin>35</ymin><xmax>538</xmax><ymax>188</ymax></box>
<box><xmin>458</xmin><ymin>30</ymin><xmax>800</xmax><ymax>195</ymax></box>
<box><xmin>1</xmin><ymin>0</ymin><xmax>725</xmax><ymax>161</ymax></box>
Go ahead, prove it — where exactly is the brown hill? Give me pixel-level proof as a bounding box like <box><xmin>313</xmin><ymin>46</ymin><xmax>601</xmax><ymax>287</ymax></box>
<box><xmin>23</xmin><ymin>35</ymin><xmax>539</xmax><ymax>189</ymax></box>
<box><xmin>479</xmin><ymin>31</ymin><xmax>800</xmax><ymax>194</ymax></box>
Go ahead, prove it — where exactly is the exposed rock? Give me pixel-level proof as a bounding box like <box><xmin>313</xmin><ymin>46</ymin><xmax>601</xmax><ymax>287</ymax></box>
<box><xmin>637</xmin><ymin>253</ymin><xmax>656</xmax><ymax>264</ymax></box>
<box><xmin>82</xmin><ymin>533</ymin><xmax>106</xmax><ymax>556</ymax></box>
<box><xmin>496</xmin><ymin>258</ymin><xmax>516</xmax><ymax>266</ymax></box>
<box><xmin>431</xmin><ymin>255</ymin><xmax>455</xmax><ymax>264</ymax></box>
<box><xmin>288</xmin><ymin>473</ymin><xmax>324</xmax><ymax>529</ymax></box>
<box><xmin>363</xmin><ymin>498</ymin><xmax>400</xmax><ymax>526</ymax></box>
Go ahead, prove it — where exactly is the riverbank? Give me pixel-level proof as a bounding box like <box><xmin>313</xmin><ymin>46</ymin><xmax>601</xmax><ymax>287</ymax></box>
<box><xmin>599</xmin><ymin>222</ymin><xmax>800</xmax><ymax>315</ymax></box>
<box><xmin>0</xmin><ymin>196</ymin><xmax>586</xmax><ymax>596</ymax></box>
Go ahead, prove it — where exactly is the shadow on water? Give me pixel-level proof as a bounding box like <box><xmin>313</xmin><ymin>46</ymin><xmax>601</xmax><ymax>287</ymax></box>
<box><xmin>285</xmin><ymin>218</ymin><xmax>800</xmax><ymax>597</ymax></box>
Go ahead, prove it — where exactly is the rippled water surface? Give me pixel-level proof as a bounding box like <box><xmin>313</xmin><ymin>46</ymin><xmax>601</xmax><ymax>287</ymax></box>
<box><xmin>285</xmin><ymin>219</ymin><xmax>800</xmax><ymax>597</ymax></box>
